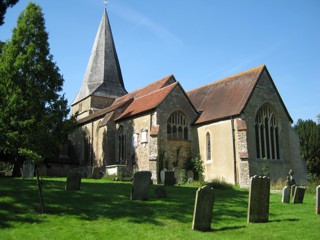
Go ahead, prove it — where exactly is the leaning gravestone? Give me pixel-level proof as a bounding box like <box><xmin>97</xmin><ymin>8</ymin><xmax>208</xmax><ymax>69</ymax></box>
<box><xmin>65</xmin><ymin>171</ymin><xmax>81</xmax><ymax>191</ymax></box>
<box><xmin>192</xmin><ymin>185</ymin><xmax>214</xmax><ymax>231</ymax></box>
<box><xmin>247</xmin><ymin>175</ymin><xmax>270</xmax><ymax>223</ymax></box>
<box><xmin>293</xmin><ymin>187</ymin><xmax>306</xmax><ymax>204</ymax></box>
<box><xmin>131</xmin><ymin>171</ymin><xmax>152</xmax><ymax>200</ymax></box>
<box><xmin>282</xmin><ymin>186</ymin><xmax>290</xmax><ymax>203</ymax></box>
<box><xmin>22</xmin><ymin>162</ymin><xmax>35</xmax><ymax>179</ymax></box>
<box><xmin>316</xmin><ymin>185</ymin><xmax>320</xmax><ymax>215</ymax></box>
<box><xmin>164</xmin><ymin>170</ymin><xmax>175</xmax><ymax>186</ymax></box>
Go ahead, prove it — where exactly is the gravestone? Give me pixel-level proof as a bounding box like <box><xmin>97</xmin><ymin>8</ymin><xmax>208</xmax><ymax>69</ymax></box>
<box><xmin>160</xmin><ymin>168</ymin><xmax>167</xmax><ymax>184</ymax></box>
<box><xmin>155</xmin><ymin>186</ymin><xmax>167</xmax><ymax>198</ymax></box>
<box><xmin>247</xmin><ymin>175</ymin><xmax>270</xmax><ymax>223</ymax></box>
<box><xmin>21</xmin><ymin>162</ymin><xmax>35</xmax><ymax>179</ymax></box>
<box><xmin>92</xmin><ymin>166</ymin><xmax>100</xmax><ymax>179</ymax></box>
<box><xmin>164</xmin><ymin>170</ymin><xmax>175</xmax><ymax>186</ymax></box>
<box><xmin>282</xmin><ymin>186</ymin><xmax>290</xmax><ymax>203</ymax></box>
<box><xmin>131</xmin><ymin>171</ymin><xmax>152</xmax><ymax>200</ymax></box>
<box><xmin>316</xmin><ymin>185</ymin><xmax>320</xmax><ymax>215</ymax></box>
<box><xmin>293</xmin><ymin>187</ymin><xmax>306</xmax><ymax>204</ymax></box>
<box><xmin>65</xmin><ymin>172</ymin><xmax>81</xmax><ymax>191</ymax></box>
<box><xmin>192</xmin><ymin>185</ymin><xmax>214</xmax><ymax>231</ymax></box>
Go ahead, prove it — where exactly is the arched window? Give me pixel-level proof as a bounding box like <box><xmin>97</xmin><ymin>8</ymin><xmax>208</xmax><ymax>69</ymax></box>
<box><xmin>167</xmin><ymin>111</ymin><xmax>189</xmax><ymax>140</ymax></box>
<box><xmin>206</xmin><ymin>132</ymin><xmax>211</xmax><ymax>161</ymax></box>
<box><xmin>255</xmin><ymin>104</ymin><xmax>280</xmax><ymax>160</ymax></box>
<box><xmin>118</xmin><ymin>125</ymin><xmax>126</xmax><ymax>164</ymax></box>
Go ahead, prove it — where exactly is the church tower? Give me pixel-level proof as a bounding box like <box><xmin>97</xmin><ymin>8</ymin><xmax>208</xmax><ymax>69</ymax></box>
<box><xmin>71</xmin><ymin>7</ymin><xmax>127</xmax><ymax>119</ymax></box>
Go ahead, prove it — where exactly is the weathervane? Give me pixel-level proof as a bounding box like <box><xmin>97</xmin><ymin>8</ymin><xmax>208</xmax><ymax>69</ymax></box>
<box><xmin>103</xmin><ymin>0</ymin><xmax>108</xmax><ymax>8</ymax></box>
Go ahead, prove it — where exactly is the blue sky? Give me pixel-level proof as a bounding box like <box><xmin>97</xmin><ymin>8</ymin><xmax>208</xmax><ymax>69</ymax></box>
<box><xmin>1</xmin><ymin>0</ymin><xmax>319</xmax><ymax>123</ymax></box>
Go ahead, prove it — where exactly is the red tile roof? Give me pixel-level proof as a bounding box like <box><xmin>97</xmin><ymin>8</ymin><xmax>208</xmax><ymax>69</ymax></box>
<box><xmin>115</xmin><ymin>82</ymin><xmax>178</xmax><ymax>120</ymax></box>
<box><xmin>188</xmin><ymin>65</ymin><xmax>265</xmax><ymax>124</ymax></box>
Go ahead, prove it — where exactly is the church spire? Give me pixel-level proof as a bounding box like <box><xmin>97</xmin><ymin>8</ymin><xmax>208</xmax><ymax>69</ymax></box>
<box><xmin>72</xmin><ymin>6</ymin><xmax>127</xmax><ymax>105</ymax></box>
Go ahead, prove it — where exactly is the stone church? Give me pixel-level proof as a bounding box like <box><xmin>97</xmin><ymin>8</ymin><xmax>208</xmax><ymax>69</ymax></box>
<box><xmin>69</xmin><ymin>8</ymin><xmax>306</xmax><ymax>187</ymax></box>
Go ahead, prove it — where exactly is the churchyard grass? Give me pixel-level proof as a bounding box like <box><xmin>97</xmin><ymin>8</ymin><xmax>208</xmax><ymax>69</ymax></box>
<box><xmin>0</xmin><ymin>178</ymin><xmax>319</xmax><ymax>240</ymax></box>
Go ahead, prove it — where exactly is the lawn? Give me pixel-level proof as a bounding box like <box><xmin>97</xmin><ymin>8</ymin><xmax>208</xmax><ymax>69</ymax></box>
<box><xmin>0</xmin><ymin>178</ymin><xmax>319</xmax><ymax>240</ymax></box>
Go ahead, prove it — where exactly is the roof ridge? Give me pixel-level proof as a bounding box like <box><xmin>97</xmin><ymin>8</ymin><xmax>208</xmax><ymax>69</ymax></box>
<box><xmin>133</xmin><ymin>81</ymin><xmax>178</xmax><ymax>100</ymax></box>
<box><xmin>188</xmin><ymin>64</ymin><xmax>265</xmax><ymax>93</ymax></box>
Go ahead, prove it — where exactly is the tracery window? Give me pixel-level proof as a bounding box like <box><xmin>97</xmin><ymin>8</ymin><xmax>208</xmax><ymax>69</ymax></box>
<box><xmin>255</xmin><ymin>104</ymin><xmax>280</xmax><ymax>160</ymax></box>
<box><xmin>206</xmin><ymin>132</ymin><xmax>211</xmax><ymax>161</ymax></box>
<box><xmin>167</xmin><ymin>111</ymin><xmax>188</xmax><ymax>140</ymax></box>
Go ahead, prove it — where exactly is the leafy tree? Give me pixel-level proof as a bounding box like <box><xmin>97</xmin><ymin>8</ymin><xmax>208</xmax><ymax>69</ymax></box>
<box><xmin>294</xmin><ymin>119</ymin><xmax>320</xmax><ymax>177</ymax></box>
<box><xmin>0</xmin><ymin>0</ymin><xmax>19</xmax><ymax>25</ymax></box>
<box><xmin>0</xmin><ymin>2</ymin><xmax>75</xmax><ymax>176</ymax></box>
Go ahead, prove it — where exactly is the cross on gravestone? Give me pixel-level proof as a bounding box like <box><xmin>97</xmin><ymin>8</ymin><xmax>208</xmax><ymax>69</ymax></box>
<box><xmin>247</xmin><ymin>175</ymin><xmax>270</xmax><ymax>223</ymax></box>
<box><xmin>65</xmin><ymin>172</ymin><xmax>81</xmax><ymax>191</ymax></box>
<box><xmin>282</xmin><ymin>186</ymin><xmax>290</xmax><ymax>203</ymax></box>
<box><xmin>316</xmin><ymin>185</ymin><xmax>320</xmax><ymax>215</ymax></box>
<box><xmin>192</xmin><ymin>185</ymin><xmax>214</xmax><ymax>231</ymax></box>
<box><xmin>130</xmin><ymin>171</ymin><xmax>152</xmax><ymax>200</ymax></box>
<box><xmin>293</xmin><ymin>187</ymin><xmax>306</xmax><ymax>204</ymax></box>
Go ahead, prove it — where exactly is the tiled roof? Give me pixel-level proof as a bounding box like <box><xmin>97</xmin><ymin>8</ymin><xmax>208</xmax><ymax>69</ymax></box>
<box><xmin>115</xmin><ymin>82</ymin><xmax>178</xmax><ymax>121</ymax></box>
<box><xmin>113</xmin><ymin>74</ymin><xmax>176</xmax><ymax>106</ymax></box>
<box><xmin>188</xmin><ymin>65</ymin><xmax>265</xmax><ymax>124</ymax></box>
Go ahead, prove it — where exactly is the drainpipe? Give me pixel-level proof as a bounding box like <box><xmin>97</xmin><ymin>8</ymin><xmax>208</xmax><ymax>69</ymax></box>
<box><xmin>231</xmin><ymin>117</ymin><xmax>238</xmax><ymax>185</ymax></box>
<box><xmin>91</xmin><ymin>120</ymin><xmax>94</xmax><ymax>166</ymax></box>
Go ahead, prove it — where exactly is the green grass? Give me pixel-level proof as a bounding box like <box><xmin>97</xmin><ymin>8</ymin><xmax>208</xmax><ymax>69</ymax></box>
<box><xmin>0</xmin><ymin>178</ymin><xmax>319</xmax><ymax>240</ymax></box>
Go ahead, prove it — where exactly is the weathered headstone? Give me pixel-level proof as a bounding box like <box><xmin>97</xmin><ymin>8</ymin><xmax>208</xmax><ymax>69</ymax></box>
<box><xmin>21</xmin><ymin>162</ymin><xmax>35</xmax><ymax>179</ymax></box>
<box><xmin>131</xmin><ymin>171</ymin><xmax>152</xmax><ymax>200</ymax></box>
<box><xmin>164</xmin><ymin>170</ymin><xmax>175</xmax><ymax>186</ymax></box>
<box><xmin>316</xmin><ymin>185</ymin><xmax>320</xmax><ymax>215</ymax></box>
<box><xmin>65</xmin><ymin>172</ymin><xmax>81</xmax><ymax>191</ymax></box>
<box><xmin>155</xmin><ymin>186</ymin><xmax>167</xmax><ymax>198</ymax></box>
<box><xmin>192</xmin><ymin>185</ymin><xmax>214</xmax><ymax>231</ymax></box>
<box><xmin>293</xmin><ymin>187</ymin><xmax>306</xmax><ymax>204</ymax></box>
<box><xmin>92</xmin><ymin>166</ymin><xmax>100</xmax><ymax>179</ymax></box>
<box><xmin>247</xmin><ymin>175</ymin><xmax>270</xmax><ymax>223</ymax></box>
<box><xmin>160</xmin><ymin>168</ymin><xmax>167</xmax><ymax>184</ymax></box>
<box><xmin>282</xmin><ymin>186</ymin><xmax>290</xmax><ymax>203</ymax></box>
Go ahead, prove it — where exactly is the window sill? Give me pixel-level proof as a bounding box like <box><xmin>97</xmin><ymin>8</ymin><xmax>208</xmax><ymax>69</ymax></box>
<box><xmin>206</xmin><ymin>160</ymin><xmax>213</xmax><ymax>164</ymax></box>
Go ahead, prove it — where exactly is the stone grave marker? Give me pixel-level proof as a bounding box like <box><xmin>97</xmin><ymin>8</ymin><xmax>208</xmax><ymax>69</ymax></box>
<box><xmin>131</xmin><ymin>171</ymin><xmax>152</xmax><ymax>200</ymax></box>
<box><xmin>65</xmin><ymin>171</ymin><xmax>81</xmax><ymax>191</ymax></box>
<box><xmin>282</xmin><ymin>186</ymin><xmax>290</xmax><ymax>203</ymax></box>
<box><xmin>155</xmin><ymin>186</ymin><xmax>167</xmax><ymax>198</ymax></box>
<box><xmin>92</xmin><ymin>166</ymin><xmax>100</xmax><ymax>179</ymax></box>
<box><xmin>247</xmin><ymin>175</ymin><xmax>270</xmax><ymax>223</ymax></box>
<box><xmin>22</xmin><ymin>162</ymin><xmax>35</xmax><ymax>179</ymax></box>
<box><xmin>293</xmin><ymin>187</ymin><xmax>306</xmax><ymax>204</ymax></box>
<box><xmin>160</xmin><ymin>168</ymin><xmax>167</xmax><ymax>184</ymax></box>
<box><xmin>164</xmin><ymin>170</ymin><xmax>175</xmax><ymax>186</ymax></box>
<box><xmin>192</xmin><ymin>185</ymin><xmax>214</xmax><ymax>231</ymax></box>
<box><xmin>316</xmin><ymin>185</ymin><xmax>320</xmax><ymax>215</ymax></box>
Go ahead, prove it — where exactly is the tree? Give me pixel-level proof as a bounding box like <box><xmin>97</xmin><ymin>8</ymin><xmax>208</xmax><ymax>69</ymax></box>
<box><xmin>0</xmin><ymin>0</ymin><xmax>19</xmax><ymax>25</ymax></box>
<box><xmin>0</xmin><ymin>2</ymin><xmax>75</xmax><ymax>176</ymax></box>
<box><xmin>294</xmin><ymin>119</ymin><xmax>320</xmax><ymax>177</ymax></box>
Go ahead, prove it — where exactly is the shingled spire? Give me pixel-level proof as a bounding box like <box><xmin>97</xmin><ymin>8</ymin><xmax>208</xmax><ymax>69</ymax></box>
<box><xmin>72</xmin><ymin>7</ymin><xmax>127</xmax><ymax>106</ymax></box>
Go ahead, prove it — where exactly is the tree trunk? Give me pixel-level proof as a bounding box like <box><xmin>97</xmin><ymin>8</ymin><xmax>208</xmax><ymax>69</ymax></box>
<box><xmin>36</xmin><ymin>167</ymin><xmax>44</xmax><ymax>214</ymax></box>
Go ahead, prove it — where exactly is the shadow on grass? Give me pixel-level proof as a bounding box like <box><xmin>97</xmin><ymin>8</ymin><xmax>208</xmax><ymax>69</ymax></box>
<box><xmin>0</xmin><ymin>178</ymin><xmax>249</xmax><ymax>229</ymax></box>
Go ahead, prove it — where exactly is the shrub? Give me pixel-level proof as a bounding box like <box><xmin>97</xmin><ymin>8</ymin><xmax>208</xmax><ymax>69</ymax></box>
<box><xmin>205</xmin><ymin>178</ymin><xmax>233</xmax><ymax>190</ymax></box>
